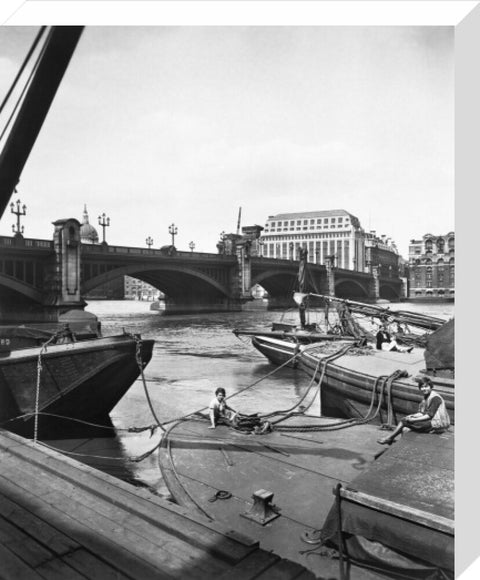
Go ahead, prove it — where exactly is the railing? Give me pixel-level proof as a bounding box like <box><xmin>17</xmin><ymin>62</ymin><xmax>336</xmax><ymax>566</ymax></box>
<box><xmin>80</xmin><ymin>243</ymin><xmax>234</xmax><ymax>260</ymax></box>
<box><xmin>0</xmin><ymin>236</ymin><xmax>53</xmax><ymax>250</ymax></box>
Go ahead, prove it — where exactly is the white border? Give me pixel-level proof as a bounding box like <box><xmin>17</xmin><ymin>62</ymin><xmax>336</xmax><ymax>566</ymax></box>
<box><xmin>0</xmin><ymin>1</ymin><xmax>478</xmax><ymax>26</ymax></box>
<box><xmin>1</xmin><ymin>0</ymin><xmax>479</xmax><ymax>577</ymax></box>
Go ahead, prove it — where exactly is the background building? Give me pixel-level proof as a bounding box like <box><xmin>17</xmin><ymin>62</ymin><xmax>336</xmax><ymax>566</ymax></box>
<box><xmin>364</xmin><ymin>231</ymin><xmax>400</xmax><ymax>278</ymax></box>
<box><xmin>408</xmin><ymin>233</ymin><xmax>455</xmax><ymax>300</ymax></box>
<box><xmin>124</xmin><ymin>276</ymin><xmax>162</xmax><ymax>301</ymax></box>
<box><xmin>259</xmin><ymin>210</ymin><xmax>400</xmax><ymax>275</ymax></box>
<box><xmin>80</xmin><ymin>205</ymin><xmax>99</xmax><ymax>244</ymax></box>
<box><xmin>261</xmin><ymin>210</ymin><xmax>365</xmax><ymax>269</ymax></box>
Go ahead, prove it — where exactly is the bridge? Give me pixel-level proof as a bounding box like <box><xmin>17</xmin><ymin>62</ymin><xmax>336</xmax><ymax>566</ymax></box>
<box><xmin>0</xmin><ymin>219</ymin><xmax>404</xmax><ymax>323</ymax></box>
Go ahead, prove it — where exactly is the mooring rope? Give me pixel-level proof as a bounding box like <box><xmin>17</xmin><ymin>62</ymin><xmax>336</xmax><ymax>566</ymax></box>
<box><xmin>33</xmin><ymin>334</ymin><xmax>57</xmax><ymax>444</ymax></box>
<box><xmin>131</xmin><ymin>334</ymin><xmax>166</xmax><ymax>434</ymax></box>
<box><xmin>263</xmin><ymin>343</ymin><xmax>355</xmax><ymax>427</ymax></box>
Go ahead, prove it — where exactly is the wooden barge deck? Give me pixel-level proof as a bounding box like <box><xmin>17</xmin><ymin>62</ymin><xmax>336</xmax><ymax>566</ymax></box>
<box><xmin>159</xmin><ymin>415</ymin><xmax>454</xmax><ymax>579</ymax></box>
<box><xmin>0</xmin><ymin>428</ymin><xmax>314</xmax><ymax>580</ymax></box>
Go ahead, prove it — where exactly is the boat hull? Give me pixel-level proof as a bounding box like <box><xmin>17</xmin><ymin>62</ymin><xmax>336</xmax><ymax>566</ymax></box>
<box><xmin>251</xmin><ymin>335</ymin><xmax>300</xmax><ymax>367</ymax></box>
<box><xmin>0</xmin><ymin>334</ymin><xmax>154</xmax><ymax>438</ymax></box>
<box><xmin>298</xmin><ymin>344</ymin><xmax>454</xmax><ymax>425</ymax></box>
<box><xmin>251</xmin><ymin>335</ymin><xmax>454</xmax><ymax>425</ymax></box>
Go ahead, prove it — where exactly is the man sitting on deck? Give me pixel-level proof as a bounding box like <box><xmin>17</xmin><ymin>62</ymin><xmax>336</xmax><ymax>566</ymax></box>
<box><xmin>376</xmin><ymin>324</ymin><xmax>413</xmax><ymax>353</ymax></box>
<box><xmin>378</xmin><ymin>376</ymin><xmax>450</xmax><ymax>444</ymax></box>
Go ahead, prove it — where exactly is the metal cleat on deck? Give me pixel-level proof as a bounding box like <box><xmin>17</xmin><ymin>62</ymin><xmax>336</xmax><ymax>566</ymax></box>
<box><xmin>241</xmin><ymin>489</ymin><xmax>280</xmax><ymax>525</ymax></box>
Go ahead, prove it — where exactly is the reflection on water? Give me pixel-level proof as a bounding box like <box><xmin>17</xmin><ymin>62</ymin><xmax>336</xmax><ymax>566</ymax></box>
<box><xmin>46</xmin><ymin>299</ymin><xmax>454</xmax><ymax>496</ymax></box>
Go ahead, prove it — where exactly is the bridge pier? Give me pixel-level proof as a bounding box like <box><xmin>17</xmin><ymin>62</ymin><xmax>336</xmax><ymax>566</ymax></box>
<box><xmin>369</xmin><ymin>266</ymin><xmax>380</xmax><ymax>301</ymax></box>
<box><xmin>0</xmin><ymin>219</ymin><xmax>99</xmax><ymax>335</ymax></box>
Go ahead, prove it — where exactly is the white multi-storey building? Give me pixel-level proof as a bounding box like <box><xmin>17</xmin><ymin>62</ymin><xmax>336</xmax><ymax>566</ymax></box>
<box><xmin>260</xmin><ymin>209</ymin><xmax>367</xmax><ymax>271</ymax></box>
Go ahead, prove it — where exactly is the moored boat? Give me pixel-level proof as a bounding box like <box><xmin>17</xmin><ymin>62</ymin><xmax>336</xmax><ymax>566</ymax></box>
<box><xmin>0</xmin><ymin>331</ymin><xmax>154</xmax><ymax>438</ymax></box>
<box><xmin>242</xmin><ymin>266</ymin><xmax>454</xmax><ymax>424</ymax></box>
<box><xmin>298</xmin><ymin>335</ymin><xmax>454</xmax><ymax>425</ymax></box>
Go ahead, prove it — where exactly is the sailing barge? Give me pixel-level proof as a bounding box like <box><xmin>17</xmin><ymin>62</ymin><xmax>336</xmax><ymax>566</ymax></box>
<box><xmin>242</xmin><ymin>291</ymin><xmax>454</xmax><ymax>424</ymax></box>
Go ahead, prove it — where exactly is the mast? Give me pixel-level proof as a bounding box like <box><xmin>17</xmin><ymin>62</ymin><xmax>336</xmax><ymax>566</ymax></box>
<box><xmin>0</xmin><ymin>26</ymin><xmax>84</xmax><ymax>217</ymax></box>
<box><xmin>236</xmin><ymin>207</ymin><xmax>242</xmax><ymax>235</ymax></box>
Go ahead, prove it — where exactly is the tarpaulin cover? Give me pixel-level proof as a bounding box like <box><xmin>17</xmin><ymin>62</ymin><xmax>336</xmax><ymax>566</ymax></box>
<box><xmin>425</xmin><ymin>319</ymin><xmax>454</xmax><ymax>372</ymax></box>
<box><xmin>321</xmin><ymin>430</ymin><xmax>454</xmax><ymax>575</ymax></box>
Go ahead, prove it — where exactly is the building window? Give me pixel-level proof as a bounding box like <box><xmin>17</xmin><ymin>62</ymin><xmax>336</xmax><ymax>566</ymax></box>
<box><xmin>414</xmin><ymin>268</ymin><xmax>421</xmax><ymax>286</ymax></box>
<box><xmin>426</xmin><ymin>267</ymin><xmax>432</xmax><ymax>288</ymax></box>
<box><xmin>425</xmin><ymin>239</ymin><xmax>433</xmax><ymax>251</ymax></box>
<box><xmin>437</xmin><ymin>238</ymin><xmax>445</xmax><ymax>253</ymax></box>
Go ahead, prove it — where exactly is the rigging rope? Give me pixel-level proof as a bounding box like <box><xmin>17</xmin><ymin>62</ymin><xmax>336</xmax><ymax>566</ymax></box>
<box><xmin>0</xmin><ymin>27</ymin><xmax>49</xmax><ymax>142</ymax></box>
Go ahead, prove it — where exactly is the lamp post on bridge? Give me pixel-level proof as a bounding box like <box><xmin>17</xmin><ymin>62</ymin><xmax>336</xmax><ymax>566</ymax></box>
<box><xmin>11</xmin><ymin>198</ymin><xmax>26</xmax><ymax>238</ymax></box>
<box><xmin>168</xmin><ymin>223</ymin><xmax>178</xmax><ymax>247</ymax></box>
<box><xmin>289</xmin><ymin>242</ymin><xmax>294</xmax><ymax>261</ymax></box>
<box><xmin>98</xmin><ymin>213</ymin><xmax>110</xmax><ymax>244</ymax></box>
<box><xmin>146</xmin><ymin>236</ymin><xmax>153</xmax><ymax>249</ymax></box>
<box><xmin>189</xmin><ymin>241</ymin><xmax>195</xmax><ymax>252</ymax></box>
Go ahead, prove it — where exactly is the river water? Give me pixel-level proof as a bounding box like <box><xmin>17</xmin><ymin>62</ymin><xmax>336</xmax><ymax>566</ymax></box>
<box><xmin>50</xmin><ymin>299</ymin><xmax>454</xmax><ymax>498</ymax></box>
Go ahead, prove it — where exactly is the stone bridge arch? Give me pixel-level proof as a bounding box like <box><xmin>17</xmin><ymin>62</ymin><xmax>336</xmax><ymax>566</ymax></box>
<box><xmin>251</xmin><ymin>269</ymin><xmax>298</xmax><ymax>296</ymax></box>
<box><xmin>378</xmin><ymin>282</ymin><xmax>401</xmax><ymax>300</ymax></box>
<box><xmin>82</xmin><ymin>263</ymin><xmax>238</xmax><ymax>314</ymax></box>
<box><xmin>335</xmin><ymin>279</ymin><xmax>370</xmax><ymax>299</ymax></box>
<box><xmin>0</xmin><ymin>274</ymin><xmax>44</xmax><ymax>304</ymax></box>
<box><xmin>82</xmin><ymin>263</ymin><xmax>231</xmax><ymax>297</ymax></box>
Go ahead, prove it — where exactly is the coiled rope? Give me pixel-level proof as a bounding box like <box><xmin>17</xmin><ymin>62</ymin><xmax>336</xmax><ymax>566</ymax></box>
<box><xmin>272</xmin><ymin>368</ymin><xmax>409</xmax><ymax>433</ymax></box>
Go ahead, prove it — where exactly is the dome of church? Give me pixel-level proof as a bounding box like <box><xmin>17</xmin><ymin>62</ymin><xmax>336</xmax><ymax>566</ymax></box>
<box><xmin>80</xmin><ymin>205</ymin><xmax>99</xmax><ymax>244</ymax></box>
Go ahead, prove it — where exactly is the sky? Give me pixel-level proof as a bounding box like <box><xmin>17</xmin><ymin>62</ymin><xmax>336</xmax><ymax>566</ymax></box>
<box><xmin>0</xmin><ymin>19</ymin><xmax>455</xmax><ymax>259</ymax></box>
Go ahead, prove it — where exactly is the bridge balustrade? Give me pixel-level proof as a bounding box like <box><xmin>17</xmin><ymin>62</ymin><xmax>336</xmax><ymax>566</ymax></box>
<box><xmin>80</xmin><ymin>243</ymin><xmax>232</xmax><ymax>260</ymax></box>
<box><xmin>0</xmin><ymin>236</ymin><xmax>53</xmax><ymax>250</ymax></box>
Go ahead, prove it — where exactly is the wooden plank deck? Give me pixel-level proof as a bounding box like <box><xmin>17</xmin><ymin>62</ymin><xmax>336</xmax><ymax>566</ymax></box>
<box><xmin>159</xmin><ymin>415</ymin><xmax>391</xmax><ymax>579</ymax></box>
<box><xmin>0</xmin><ymin>429</ymin><xmax>314</xmax><ymax>580</ymax></box>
